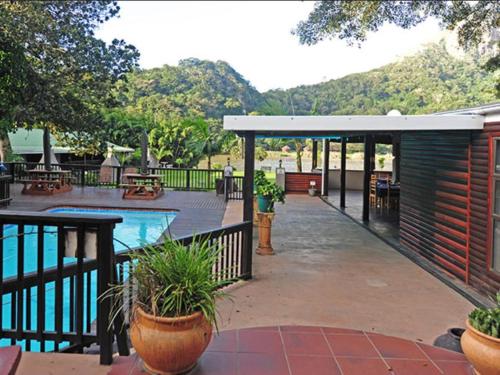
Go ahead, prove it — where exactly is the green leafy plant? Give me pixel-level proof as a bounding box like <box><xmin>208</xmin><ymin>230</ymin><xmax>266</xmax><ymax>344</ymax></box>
<box><xmin>254</xmin><ymin>170</ymin><xmax>267</xmax><ymax>189</ymax></box>
<box><xmin>256</xmin><ymin>181</ymin><xmax>285</xmax><ymax>209</ymax></box>
<box><xmin>469</xmin><ymin>292</ymin><xmax>500</xmax><ymax>338</ymax></box>
<box><xmin>378</xmin><ymin>156</ymin><xmax>385</xmax><ymax>170</ymax></box>
<box><xmin>103</xmin><ymin>237</ymin><xmax>230</xmax><ymax>331</ymax></box>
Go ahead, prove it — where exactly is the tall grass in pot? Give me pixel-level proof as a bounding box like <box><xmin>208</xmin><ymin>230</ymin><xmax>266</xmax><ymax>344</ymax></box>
<box><xmin>104</xmin><ymin>237</ymin><xmax>230</xmax><ymax>375</ymax></box>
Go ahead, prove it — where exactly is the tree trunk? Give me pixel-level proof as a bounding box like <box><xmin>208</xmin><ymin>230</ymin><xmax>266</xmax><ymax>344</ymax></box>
<box><xmin>0</xmin><ymin>138</ymin><xmax>6</xmax><ymax>162</ymax></box>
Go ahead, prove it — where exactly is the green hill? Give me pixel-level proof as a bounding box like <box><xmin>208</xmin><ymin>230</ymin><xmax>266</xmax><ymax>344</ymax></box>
<box><xmin>117</xmin><ymin>58</ymin><xmax>263</xmax><ymax>119</ymax></box>
<box><xmin>261</xmin><ymin>42</ymin><xmax>497</xmax><ymax>115</ymax></box>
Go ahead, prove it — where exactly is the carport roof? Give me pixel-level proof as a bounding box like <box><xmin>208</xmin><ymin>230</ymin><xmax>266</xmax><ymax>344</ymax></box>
<box><xmin>223</xmin><ymin>114</ymin><xmax>484</xmax><ymax>137</ymax></box>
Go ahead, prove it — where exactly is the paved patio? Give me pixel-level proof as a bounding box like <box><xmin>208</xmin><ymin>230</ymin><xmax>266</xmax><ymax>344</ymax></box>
<box><xmin>13</xmin><ymin>192</ymin><xmax>476</xmax><ymax>373</ymax></box>
<box><xmin>109</xmin><ymin>326</ymin><xmax>473</xmax><ymax>375</ymax></box>
<box><xmin>6</xmin><ymin>184</ymin><xmax>226</xmax><ymax>238</ymax></box>
<box><xmin>217</xmin><ymin>195</ymin><xmax>474</xmax><ymax>344</ymax></box>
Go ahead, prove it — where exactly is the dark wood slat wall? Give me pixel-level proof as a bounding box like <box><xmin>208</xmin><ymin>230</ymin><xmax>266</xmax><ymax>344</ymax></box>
<box><xmin>470</xmin><ymin>122</ymin><xmax>500</xmax><ymax>296</ymax></box>
<box><xmin>400</xmin><ymin>131</ymin><xmax>471</xmax><ymax>282</ymax></box>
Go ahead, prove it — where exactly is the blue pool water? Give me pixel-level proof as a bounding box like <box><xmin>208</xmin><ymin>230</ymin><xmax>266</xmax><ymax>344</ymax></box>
<box><xmin>1</xmin><ymin>208</ymin><xmax>176</xmax><ymax>351</ymax></box>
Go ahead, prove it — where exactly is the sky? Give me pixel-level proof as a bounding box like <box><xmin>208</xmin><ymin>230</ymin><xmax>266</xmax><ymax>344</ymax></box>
<box><xmin>96</xmin><ymin>1</ymin><xmax>447</xmax><ymax>92</ymax></box>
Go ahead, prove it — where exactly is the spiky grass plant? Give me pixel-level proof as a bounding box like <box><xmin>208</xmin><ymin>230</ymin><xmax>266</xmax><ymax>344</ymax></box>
<box><xmin>104</xmin><ymin>236</ymin><xmax>231</xmax><ymax>330</ymax></box>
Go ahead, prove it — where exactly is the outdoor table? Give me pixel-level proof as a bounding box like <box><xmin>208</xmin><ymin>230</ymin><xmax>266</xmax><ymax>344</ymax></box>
<box><xmin>21</xmin><ymin>169</ymin><xmax>72</xmax><ymax>195</ymax></box>
<box><xmin>122</xmin><ymin>173</ymin><xmax>163</xmax><ymax>200</ymax></box>
<box><xmin>376</xmin><ymin>180</ymin><xmax>400</xmax><ymax>209</ymax></box>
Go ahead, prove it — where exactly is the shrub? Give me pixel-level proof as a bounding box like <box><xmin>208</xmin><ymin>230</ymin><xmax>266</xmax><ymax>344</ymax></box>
<box><xmin>469</xmin><ymin>292</ymin><xmax>500</xmax><ymax>338</ymax></box>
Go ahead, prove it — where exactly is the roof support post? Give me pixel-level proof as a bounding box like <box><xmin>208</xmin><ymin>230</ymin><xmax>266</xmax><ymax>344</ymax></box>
<box><xmin>363</xmin><ymin>135</ymin><xmax>373</xmax><ymax>222</ymax></box>
<box><xmin>340</xmin><ymin>137</ymin><xmax>347</xmax><ymax>208</ymax></box>
<box><xmin>242</xmin><ymin>132</ymin><xmax>255</xmax><ymax>278</ymax></box>
<box><xmin>392</xmin><ymin>134</ymin><xmax>401</xmax><ymax>183</ymax></box>
<box><xmin>321</xmin><ymin>139</ymin><xmax>329</xmax><ymax>196</ymax></box>
<box><xmin>311</xmin><ymin>140</ymin><xmax>318</xmax><ymax>171</ymax></box>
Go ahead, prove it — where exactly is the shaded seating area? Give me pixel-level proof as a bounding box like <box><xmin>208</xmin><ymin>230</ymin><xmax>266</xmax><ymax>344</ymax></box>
<box><xmin>370</xmin><ymin>174</ymin><xmax>400</xmax><ymax>210</ymax></box>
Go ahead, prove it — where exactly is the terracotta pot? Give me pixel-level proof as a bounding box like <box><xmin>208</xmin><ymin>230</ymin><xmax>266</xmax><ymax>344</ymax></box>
<box><xmin>256</xmin><ymin>212</ymin><xmax>275</xmax><ymax>255</ymax></box>
<box><xmin>130</xmin><ymin>306</ymin><xmax>212</xmax><ymax>375</ymax></box>
<box><xmin>461</xmin><ymin>319</ymin><xmax>500</xmax><ymax>375</ymax></box>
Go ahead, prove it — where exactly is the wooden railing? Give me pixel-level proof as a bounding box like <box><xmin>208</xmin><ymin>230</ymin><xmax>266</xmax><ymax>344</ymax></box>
<box><xmin>0</xmin><ymin>175</ymin><xmax>11</xmax><ymax>206</ymax></box>
<box><xmin>0</xmin><ymin>211</ymin><xmax>252</xmax><ymax>364</ymax></box>
<box><xmin>6</xmin><ymin>163</ymin><xmax>241</xmax><ymax>199</ymax></box>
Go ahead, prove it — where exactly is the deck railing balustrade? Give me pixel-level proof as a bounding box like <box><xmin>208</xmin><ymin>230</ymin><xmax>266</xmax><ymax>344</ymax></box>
<box><xmin>0</xmin><ymin>210</ymin><xmax>252</xmax><ymax>365</ymax></box>
<box><xmin>6</xmin><ymin>162</ymin><xmax>243</xmax><ymax>200</ymax></box>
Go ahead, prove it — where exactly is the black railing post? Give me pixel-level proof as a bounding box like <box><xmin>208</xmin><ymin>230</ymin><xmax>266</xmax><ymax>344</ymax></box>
<box><xmin>80</xmin><ymin>166</ymin><xmax>85</xmax><ymax>186</ymax></box>
<box><xmin>186</xmin><ymin>169</ymin><xmax>191</xmax><ymax>191</ymax></box>
<box><xmin>97</xmin><ymin>222</ymin><xmax>115</xmax><ymax>365</ymax></box>
<box><xmin>116</xmin><ymin>166</ymin><xmax>122</xmax><ymax>187</ymax></box>
<box><xmin>224</xmin><ymin>176</ymin><xmax>229</xmax><ymax>202</ymax></box>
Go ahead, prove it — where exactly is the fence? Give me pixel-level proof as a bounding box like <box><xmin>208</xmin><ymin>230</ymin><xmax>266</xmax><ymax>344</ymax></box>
<box><xmin>0</xmin><ymin>210</ymin><xmax>252</xmax><ymax>364</ymax></box>
<box><xmin>6</xmin><ymin>163</ymin><xmax>242</xmax><ymax>200</ymax></box>
<box><xmin>0</xmin><ymin>175</ymin><xmax>11</xmax><ymax>206</ymax></box>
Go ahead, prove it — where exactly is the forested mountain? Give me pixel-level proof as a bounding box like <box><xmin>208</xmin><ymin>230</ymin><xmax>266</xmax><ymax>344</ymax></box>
<box><xmin>261</xmin><ymin>42</ymin><xmax>497</xmax><ymax>115</ymax></box>
<box><xmin>116</xmin><ymin>58</ymin><xmax>264</xmax><ymax>119</ymax></box>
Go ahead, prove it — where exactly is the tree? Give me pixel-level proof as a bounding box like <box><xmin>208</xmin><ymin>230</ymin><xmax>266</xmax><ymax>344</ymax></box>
<box><xmin>0</xmin><ymin>1</ymin><xmax>139</xmax><ymax>133</ymax></box>
<box><xmin>148</xmin><ymin>117</ymin><xmax>204</xmax><ymax>168</ymax></box>
<box><xmin>294</xmin><ymin>1</ymin><xmax>499</xmax><ymax>96</ymax></box>
<box><xmin>255</xmin><ymin>147</ymin><xmax>268</xmax><ymax>162</ymax></box>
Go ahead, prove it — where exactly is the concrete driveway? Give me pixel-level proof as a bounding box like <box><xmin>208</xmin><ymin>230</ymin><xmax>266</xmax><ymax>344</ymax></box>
<box><xmin>218</xmin><ymin>195</ymin><xmax>474</xmax><ymax>344</ymax></box>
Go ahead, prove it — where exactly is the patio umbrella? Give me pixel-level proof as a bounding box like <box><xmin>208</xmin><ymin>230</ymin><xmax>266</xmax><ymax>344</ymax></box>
<box><xmin>43</xmin><ymin>126</ymin><xmax>52</xmax><ymax>171</ymax></box>
<box><xmin>141</xmin><ymin>130</ymin><xmax>148</xmax><ymax>175</ymax></box>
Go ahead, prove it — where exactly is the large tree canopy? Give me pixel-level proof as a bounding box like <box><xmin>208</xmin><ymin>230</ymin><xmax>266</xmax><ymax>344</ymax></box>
<box><xmin>294</xmin><ymin>1</ymin><xmax>499</xmax><ymax>96</ymax></box>
<box><xmin>294</xmin><ymin>1</ymin><xmax>499</xmax><ymax>48</ymax></box>
<box><xmin>0</xmin><ymin>1</ymin><xmax>139</xmax><ymax>132</ymax></box>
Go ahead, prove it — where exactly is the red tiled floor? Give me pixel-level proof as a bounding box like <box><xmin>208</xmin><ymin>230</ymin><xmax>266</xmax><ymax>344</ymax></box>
<box><xmin>206</xmin><ymin>331</ymin><xmax>237</xmax><ymax>353</ymax></box>
<box><xmin>238</xmin><ymin>330</ymin><xmax>283</xmax><ymax>353</ymax></box>
<box><xmin>416</xmin><ymin>343</ymin><xmax>468</xmax><ymax>361</ymax></box>
<box><xmin>282</xmin><ymin>332</ymin><xmax>331</xmax><ymax>356</ymax></box>
<box><xmin>191</xmin><ymin>352</ymin><xmax>237</xmax><ymax>375</ymax></box>
<box><xmin>322</xmin><ymin>327</ymin><xmax>364</xmax><ymax>335</ymax></box>
<box><xmin>108</xmin><ymin>326</ymin><xmax>473</xmax><ymax>375</ymax></box>
<box><xmin>336</xmin><ymin>357</ymin><xmax>392</xmax><ymax>375</ymax></box>
<box><xmin>287</xmin><ymin>355</ymin><xmax>341</xmax><ymax>375</ymax></box>
<box><xmin>386</xmin><ymin>359</ymin><xmax>441</xmax><ymax>375</ymax></box>
<box><xmin>434</xmin><ymin>361</ymin><xmax>474</xmax><ymax>375</ymax></box>
<box><xmin>368</xmin><ymin>333</ymin><xmax>427</xmax><ymax>360</ymax></box>
<box><xmin>280</xmin><ymin>325</ymin><xmax>323</xmax><ymax>333</ymax></box>
<box><xmin>327</xmin><ymin>334</ymin><xmax>380</xmax><ymax>358</ymax></box>
<box><xmin>238</xmin><ymin>352</ymin><xmax>289</xmax><ymax>375</ymax></box>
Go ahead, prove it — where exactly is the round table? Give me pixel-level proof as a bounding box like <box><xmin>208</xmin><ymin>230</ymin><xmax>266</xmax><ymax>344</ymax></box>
<box><xmin>108</xmin><ymin>326</ymin><xmax>473</xmax><ymax>375</ymax></box>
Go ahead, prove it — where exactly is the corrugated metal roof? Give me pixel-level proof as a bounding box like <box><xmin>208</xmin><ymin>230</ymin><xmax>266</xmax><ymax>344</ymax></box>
<box><xmin>8</xmin><ymin>129</ymin><xmax>134</xmax><ymax>155</ymax></box>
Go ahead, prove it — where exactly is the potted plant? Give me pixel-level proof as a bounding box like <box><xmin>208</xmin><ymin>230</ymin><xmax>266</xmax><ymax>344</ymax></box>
<box><xmin>461</xmin><ymin>292</ymin><xmax>500</xmax><ymax>375</ymax></box>
<box><xmin>255</xmin><ymin>175</ymin><xmax>285</xmax><ymax>255</ymax></box>
<box><xmin>104</xmin><ymin>237</ymin><xmax>229</xmax><ymax>374</ymax></box>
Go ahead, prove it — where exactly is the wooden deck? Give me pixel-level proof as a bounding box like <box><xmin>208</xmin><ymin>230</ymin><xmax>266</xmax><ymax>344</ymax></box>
<box><xmin>6</xmin><ymin>184</ymin><xmax>227</xmax><ymax>238</ymax></box>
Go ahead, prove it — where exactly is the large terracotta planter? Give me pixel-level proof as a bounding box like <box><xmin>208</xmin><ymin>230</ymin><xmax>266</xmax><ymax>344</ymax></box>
<box><xmin>461</xmin><ymin>319</ymin><xmax>500</xmax><ymax>375</ymax></box>
<box><xmin>256</xmin><ymin>212</ymin><xmax>275</xmax><ymax>255</ymax></box>
<box><xmin>130</xmin><ymin>306</ymin><xmax>212</xmax><ymax>375</ymax></box>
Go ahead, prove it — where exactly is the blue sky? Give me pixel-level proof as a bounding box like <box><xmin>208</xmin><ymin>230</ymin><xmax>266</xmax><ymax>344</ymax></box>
<box><xmin>96</xmin><ymin>1</ymin><xmax>445</xmax><ymax>92</ymax></box>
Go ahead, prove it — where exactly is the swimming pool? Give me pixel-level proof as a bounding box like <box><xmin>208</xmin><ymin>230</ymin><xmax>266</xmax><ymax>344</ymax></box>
<box><xmin>1</xmin><ymin>207</ymin><xmax>176</xmax><ymax>351</ymax></box>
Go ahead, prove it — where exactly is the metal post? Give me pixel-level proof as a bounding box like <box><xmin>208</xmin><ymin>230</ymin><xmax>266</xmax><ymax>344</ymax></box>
<box><xmin>312</xmin><ymin>140</ymin><xmax>318</xmax><ymax>171</ymax></box>
<box><xmin>242</xmin><ymin>133</ymin><xmax>255</xmax><ymax>279</ymax></box>
<box><xmin>363</xmin><ymin>135</ymin><xmax>373</xmax><ymax>222</ymax></box>
<box><xmin>186</xmin><ymin>169</ymin><xmax>191</xmax><ymax>190</ymax></box>
<box><xmin>340</xmin><ymin>137</ymin><xmax>347</xmax><ymax>208</ymax></box>
<box><xmin>321</xmin><ymin>139</ymin><xmax>329</xmax><ymax>196</ymax></box>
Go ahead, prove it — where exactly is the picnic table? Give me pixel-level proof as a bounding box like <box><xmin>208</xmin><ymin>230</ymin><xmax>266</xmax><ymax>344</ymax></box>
<box><xmin>21</xmin><ymin>169</ymin><xmax>72</xmax><ymax>195</ymax></box>
<box><xmin>121</xmin><ymin>173</ymin><xmax>163</xmax><ymax>200</ymax></box>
